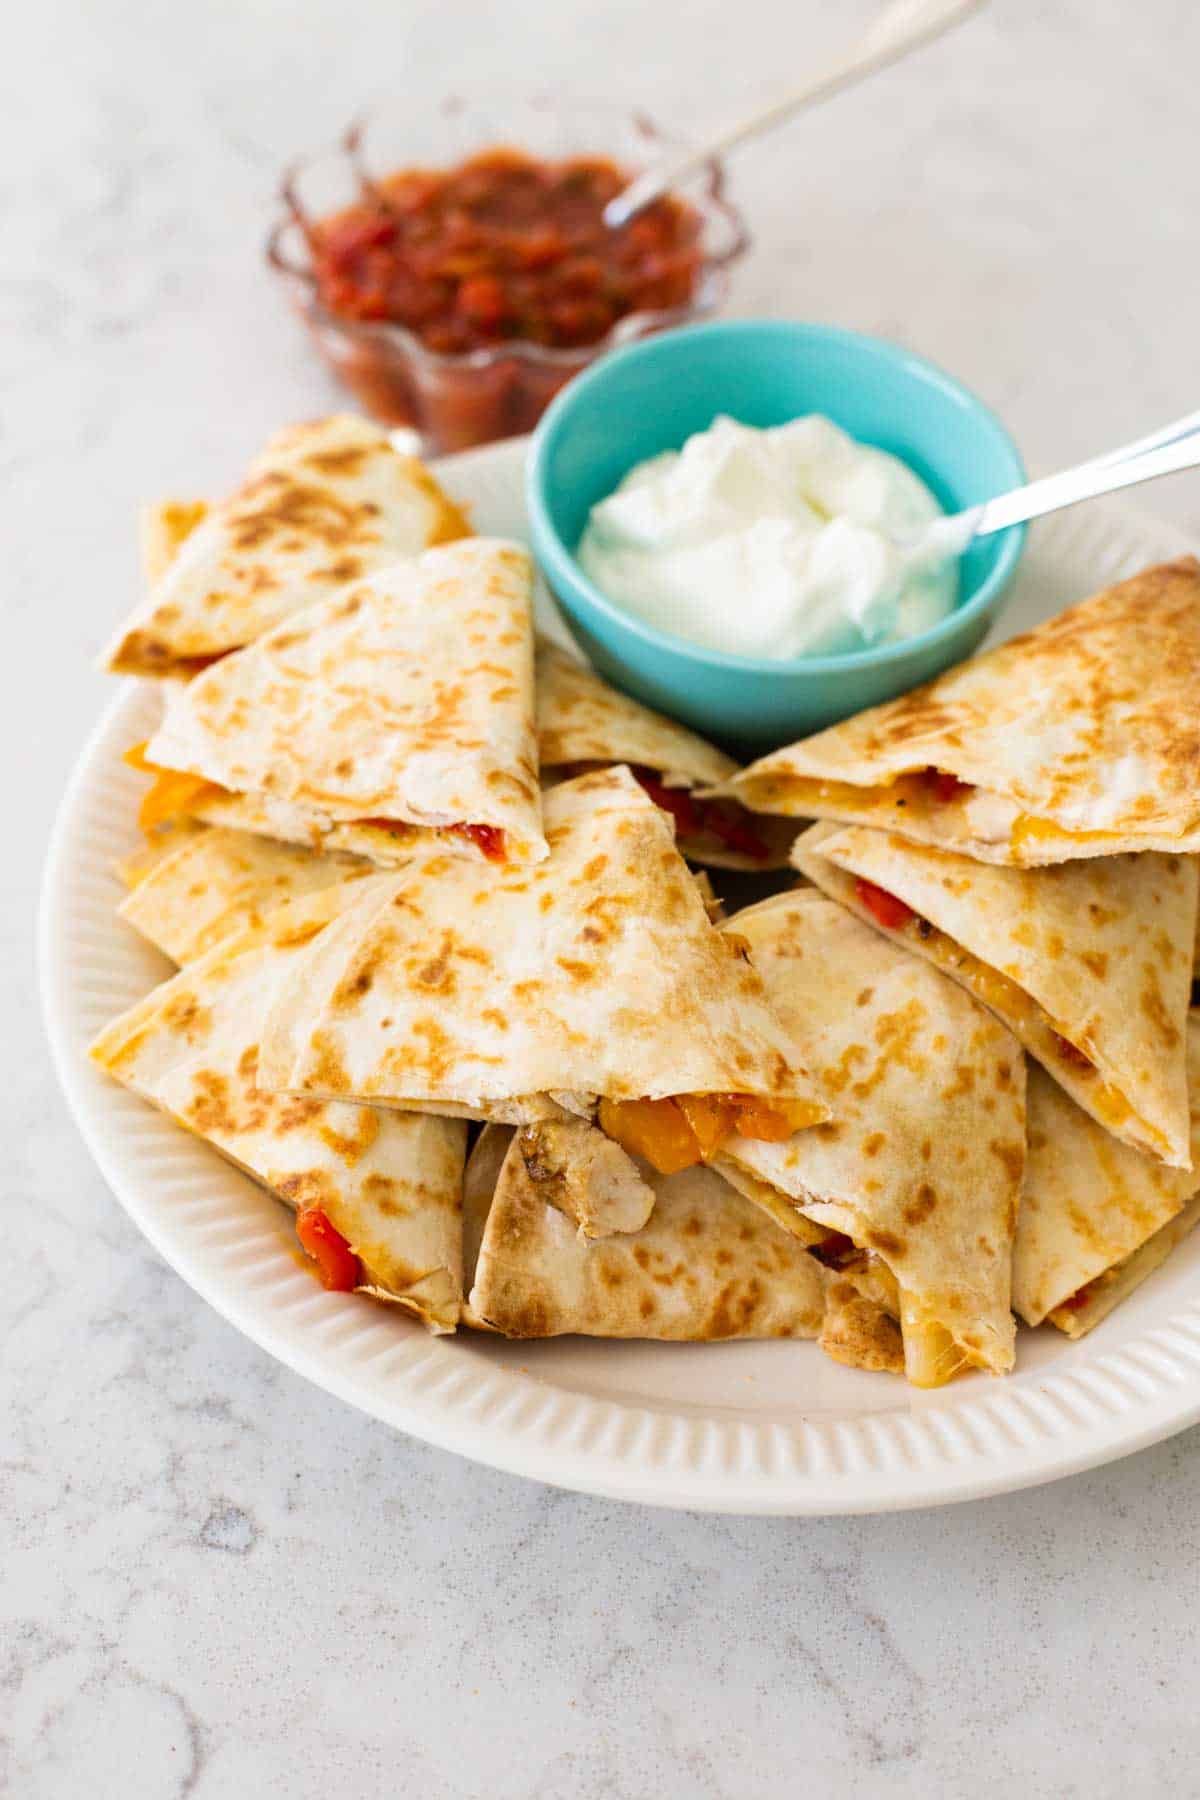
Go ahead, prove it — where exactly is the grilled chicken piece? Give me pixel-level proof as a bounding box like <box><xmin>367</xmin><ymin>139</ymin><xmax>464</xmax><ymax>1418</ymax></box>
<box><xmin>518</xmin><ymin>1118</ymin><xmax>655</xmax><ymax>1238</ymax></box>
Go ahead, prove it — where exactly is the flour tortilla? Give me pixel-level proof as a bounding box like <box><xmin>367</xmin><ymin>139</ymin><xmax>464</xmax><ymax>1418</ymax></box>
<box><xmin>116</xmin><ymin>817</ymin><xmax>209</xmax><ymax>889</ymax></box>
<box><xmin>106</xmin><ymin>415</ymin><xmax>470</xmax><ymax>676</ymax></box>
<box><xmin>139</xmin><ymin>500</ymin><xmax>210</xmax><ymax>587</ymax></box>
<box><xmin>1014</xmin><ymin>1026</ymin><xmax>1200</xmax><ymax>1335</ymax></box>
<box><xmin>715</xmin><ymin>889</ymin><xmax>1026</xmax><ymax>1384</ymax></box>
<box><xmin>91</xmin><ymin>880</ymin><xmax>466</xmax><ymax>1332</ymax></box>
<box><xmin>118</xmin><ymin>826</ymin><xmax>371</xmax><ymax>965</ymax></box>
<box><xmin>536</xmin><ymin>640</ymin><xmax>793</xmax><ymax>870</ymax></box>
<box><xmin>465</xmin><ymin>1120</ymin><xmax>826</xmax><ymax>1340</ymax></box>
<box><xmin>795</xmin><ymin>822</ymin><xmax>1196</xmax><ymax>1168</ymax></box>
<box><xmin>140</xmin><ymin>537</ymin><xmax>546</xmax><ymax>865</ymax></box>
<box><xmin>256</xmin><ymin>766</ymin><xmax>829</xmax><ymax>1135</ymax></box>
<box><xmin>714</xmin><ymin>560</ymin><xmax>1200</xmax><ymax>865</ymax></box>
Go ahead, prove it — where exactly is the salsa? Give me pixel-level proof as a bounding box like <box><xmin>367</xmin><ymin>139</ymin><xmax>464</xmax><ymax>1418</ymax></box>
<box><xmin>302</xmin><ymin>148</ymin><xmax>705</xmax><ymax>356</ymax></box>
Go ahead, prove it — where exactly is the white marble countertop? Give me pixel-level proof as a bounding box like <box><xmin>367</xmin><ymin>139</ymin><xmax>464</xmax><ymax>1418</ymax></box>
<box><xmin>9</xmin><ymin>1</ymin><xmax>1200</xmax><ymax>1792</ymax></box>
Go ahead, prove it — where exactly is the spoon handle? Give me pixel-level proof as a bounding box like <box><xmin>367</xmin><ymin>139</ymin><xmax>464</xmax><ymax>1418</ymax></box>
<box><xmin>603</xmin><ymin>0</ymin><xmax>984</xmax><ymax>230</ymax></box>
<box><xmin>970</xmin><ymin>426</ymin><xmax>1200</xmax><ymax>538</ymax></box>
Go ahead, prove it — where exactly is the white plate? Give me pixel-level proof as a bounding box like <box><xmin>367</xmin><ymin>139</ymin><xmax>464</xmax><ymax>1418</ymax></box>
<box><xmin>40</xmin><ymin>435</ymin><xmax>1200</xmax><ymax>1514</ymax></box>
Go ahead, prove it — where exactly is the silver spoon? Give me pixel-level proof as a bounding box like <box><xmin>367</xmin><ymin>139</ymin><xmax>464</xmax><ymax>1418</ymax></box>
<box><xmin>908</xmin><ymin>414</ymin><xmax>1200</xmax><ymax>567</ymax></box>
<box><xmin>603</xmin><ymin>0</ymin><xmax>985</xmax><ymax>231</ymax></box>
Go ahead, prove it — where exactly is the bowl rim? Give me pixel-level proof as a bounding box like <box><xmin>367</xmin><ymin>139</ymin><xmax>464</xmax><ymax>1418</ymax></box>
<box><xmin>526</xmin><ymin>318</ymin><xmax>1028</xmax><ymax>677</ymax></box>
<box><xmin>266</xmin><ymin>100</ymin><xmax>751</xmax><ymax>376</ymax></box>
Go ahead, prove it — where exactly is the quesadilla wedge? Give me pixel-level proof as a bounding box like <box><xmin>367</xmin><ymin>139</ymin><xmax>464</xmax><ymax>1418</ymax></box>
<box><xmin>464</xmin><ymin>1119</ymin><xmax>827</xmax><ymax>1341</ymax></box>
<box><xmin>256</xmin><ymin>766</ymin><xmax>829</xmax><ymax>1169</ymax></box>
<box><xmin>535</xmin><ymin>641</ymin><xmax>792</xmax><ymax>869</ymax></box>
<box><xmin>795</xmin><ymin>822</ymin><xmax>1196</xmax><ymax>1168</ymax></box>
<box><xmin>127</xmin><ymin>537</ymin><xmax>546</xmax><ymax>866</ymax></box>
<box><xmin>116</xmin><ymin>816</ymin><xmax>209</xmax><ymax>889</ymax></box>
<box><xmin>106</xmin><ymin>415</ymin><xmax>470</xmax><ymax>676</ymax></box>
<box><xmin>91</xmin><ymin>880</ymin><xmax>467</xmax><ymax>1332</ymax></box>
<box><xmin>714</xmin><ymin>889</ymin><xmax>1026</xmax><ymax>1385</ymax></box>
<box><xmin>1015</xmin><ymin>1028</ymin><xmax>1200</xmax><ymax>1337</ymax></box>
<box><xmin>713</xmin><ymin>559</ymin><xmax>1200</xmax><ymax>865</ymax></box>
<box><xmin>118</xmin><ymin>825</ymin><xmax>371</xmax><ymax>965</ymax></box>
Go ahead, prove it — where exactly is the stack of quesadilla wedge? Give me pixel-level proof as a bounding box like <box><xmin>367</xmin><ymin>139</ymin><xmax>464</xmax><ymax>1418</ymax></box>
<box><xmin>795</xmin><ymin>823</ymin><xmax>1197</xmax><ymax>1168</ymax></box>
<box><xmin>713</xmin><ymin>559</ymin><xmax>1200</xmax><ymax>865</ymax></box>
<box><xmin>118</xmin><ymin>825</ymin><xmax>371</xmax><ymax>965</ymax></box>
<box><xmin>126</xmin><ymin>537</ymin><xmax>547</xmax><ymax>866</ymax></box>
<box><xmin>105</xmin><ymin>415</ymin><xmax>470</xmax><ymax>676</ymax></box>
<box><xmin>91</xmin><ymin>881</ymin><xmax>467</xmax><ymax>1331</ymax></box>
<box><xmin>462</xmin><ymin>1123</ymin><xmax>828</xmax><ymax>1342</ymax></box>
<box><xmin>256</xmin><ymin>767</ymin><xmax>829</xmax><ymax>1166</ymax></box>
<box><xmin>714</xmin><ymin>890</ymin><xmax>1026</xmax><ymax>1386</ymax></box>
<box><xmin>535</xmin><ymin>641</ymin><xmax>793</xmax><ymax>869</ymax></box>
<box><xmin>1015</xmin><ymin>1022</ymin><xmax>1200</xmax><ymax>1338</ymax></box>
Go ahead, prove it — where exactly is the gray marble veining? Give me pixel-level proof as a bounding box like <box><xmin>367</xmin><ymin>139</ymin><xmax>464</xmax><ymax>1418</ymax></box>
<box><xmin>8</xmin><ymin>2</ymin><xmax>1200</xmax><ymax>1793</ymax></box>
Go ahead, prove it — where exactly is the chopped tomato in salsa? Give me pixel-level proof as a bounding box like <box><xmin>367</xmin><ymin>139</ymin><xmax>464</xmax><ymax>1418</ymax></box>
<box><xmin>630</xmin><ymin>768</ymin><xmax>770</xmax><ymax>861</ymax></box>
<box><xmin>598</xmin><ymin>1092</ymin><xmax>819</xmax><ymax>1174</ymax></box>
<box><xmin>302</xmin><ymin>149</ymin><xmax>704</xmax><ymax>356</ymax></box>
<box><xmin>295</xmin><ymin>1205</ymin><xmax>361</xmax><ymax>1291</ymax></box>
<box><xmin>854</xmin><ymin>877</ymin><xmax>916</xmax><ymax>932</ymax></box>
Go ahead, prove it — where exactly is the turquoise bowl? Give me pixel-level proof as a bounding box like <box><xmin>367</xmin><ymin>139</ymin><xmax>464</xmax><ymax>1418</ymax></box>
<box><xmin>527</xmin><ymin>319</ymin><xmax>1026</xmax><ymax>751</ymax></box>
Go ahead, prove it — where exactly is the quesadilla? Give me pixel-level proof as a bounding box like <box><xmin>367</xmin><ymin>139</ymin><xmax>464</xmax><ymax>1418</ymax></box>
<box><xmin>126</xmin><ymin>537</ymin><xmax>547</xmax><ymax>866</ymax></box>
<box><xmin>118</xmin><ymin>825</ymin><xmax>371</xmax><ymax>965</ymax></box>
<box><xmin>713</xmin><ymin>560</ymin><xmax>1200</xmax><ymax>865</ymax></box>
<box><xmin>91</xmin><ymin>880</ymin><xmax>467</xmax><ymax>1332</ymax></box>
<box><xmin>1014</xmin><ymin>1028</ymin><xmax>1200</xmax><ymax>1337</ymax></box>
<box><xmin>256</xmin><ymin>766</ymin><xmax>829</xmax><ymax>1170</ymax></box>
<box><xmin>106</xmin><ymin>415</ymin><xmax>470</xmax><ymax>676</ymax></box>
<box><xmin>714</xmin><ymin>889</ymin><xmax>1026</xmax><ymax>1385</ymax></box>
<box><xmin>139</xmin><ymin>499</ymin><xmax>210</xmax><ymax>587</ymax></box>
<box><xmin>463</xmin><ymin>1120</ymin><xmax>827</xmax><ymax>1341</ymax></box>
<box><xmin>795</xmin><ymin>822</ymin><xmax>1196</xmax><ymax>1168</ymax></box>
<box><xmin>116</xmin><ymin>816</ymin><xmax>209</xmax><ymax>889</ymax></box>
<box><xmin>535</xmin><ymin>641</ymin><xmax>792</xmax><ymax>869</ymax></box>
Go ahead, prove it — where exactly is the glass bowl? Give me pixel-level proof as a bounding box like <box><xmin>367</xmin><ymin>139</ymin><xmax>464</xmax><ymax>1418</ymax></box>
<box><xmin>267</xmin><ymin>97</ymin><xmax>749</xmax><ymax>453</ymax></box>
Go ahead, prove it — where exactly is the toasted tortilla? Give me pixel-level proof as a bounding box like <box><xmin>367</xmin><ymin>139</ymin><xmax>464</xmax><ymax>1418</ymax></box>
<box><xmin>536</xmin><ymin>640</ymin><xmax>792</xmax><ymax>870</ymax></box>
<box><xmin>1014</xmin><ymin>1027</ymin><xmax>1200</xmax><ymax>1335</ymax></box>
<box><xmin>118</xmin><ymin>826</ymin><xmax>372</xmax><ymax>964</ymax></box>
<box><xmin>139</xmin><ymin>499</ymin><xmax>210</xmax><ymax>587</ymax></box>
<box><xmin>714</xmin><ymin>889</ymin><xmax>1026</xmax><ymax>1385</ymax></box>
<box><xmin>106</xmin><ymin>416</ymin><xmax>470</xmax><ymax>676</ymax></box>
<box><xmin>795</xmin><ymin>822</ymin><xmax>1196</xmax><ymax>1169</ymax></box>
<box><xmin>466</xmin><ymin>1120</ymin><xmax>826</xmax><ymax>1340</ymax></box>
<box><xmin>91</xmin><ymin>880</ymin><xmax>466</xmax><ymax>1332</ymax></box>
<box><xmin>714</xmin><ymin>560</ymin><xmax>1200</xmax><ymax>864</ymax></box>
<box><xmin>116</xmin><ymin>817</ymin><xmax>209</xmax><ymax>889</ymax></box>
<box><xmin>138</xmin><ymin>537</ymin><xmax>546</xmax><ymax>866</ymax></box>
<box><xmin>256</xmin><ymin>766</ymin><xmax>829</xmax><ymax>1142</ymax></box>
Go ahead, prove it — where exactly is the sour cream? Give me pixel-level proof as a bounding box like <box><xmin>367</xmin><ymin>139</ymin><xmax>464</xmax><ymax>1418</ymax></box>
<box><xmin>576</xmin><ymin>414</ymin><xmax>958</xmax><ymax>661</ymax></box>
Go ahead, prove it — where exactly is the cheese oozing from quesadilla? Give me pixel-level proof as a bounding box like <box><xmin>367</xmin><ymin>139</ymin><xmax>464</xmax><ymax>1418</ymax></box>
<box><xmin>253</xmin><ymin>766</ymin><xmax>829</xmax><ymax>1166</ymax></box>
<box><xmin>128</xmin><ymin>537</ymin><xmax>547</xmax><ymax>867</ymax></box>
<box><xmin>713</xmin><ymin>889</ymin><xmax>1026</xmax><ymax>1386</ymax></box>
<box><xmin>106</xmin><ymin>415</ymin><xmax>471</xmax><ymax>677</ymax></box>
<box><xmin>90</xmin><ymin>880</ymin><xmax>468</xmax><ymax>1332</ymax></box>
<box><xmin>795</xmin><ymin>822</ymin><xmax>1197</xmax><ymax>1170</ymax></box>
<box><xmin>709</xmin><ymin>559</ymin><xmax>1200</xmax><ymax>865</ymax></box>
